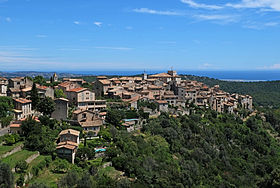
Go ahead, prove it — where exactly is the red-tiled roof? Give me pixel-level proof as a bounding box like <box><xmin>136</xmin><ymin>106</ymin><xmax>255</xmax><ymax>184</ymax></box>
<box><xmin>0</xmin><ymin>77</ymin><xmax>8</xmax><ymax>81</ymax></box>
<box><xmin>56</xmin><ymin>144</ymin><xmax>76</xmax><ymax>150</ymax></box>
<box><xmin>13</xmin><ymin>98</ymin><xmax>32</xmax><ymax>104</ymax></box>
<box><xmin>57</xmin><ymin>141</ymin><xmax>79</xmax><ymax>147</ymax></box>
<box><xmin>66</xmin><ymin>87</ymin><xmax>87</xmax><ymax>92</ymax></box>
<box><xmin>59</xmin><ymin>129</ymin><xmax>80</xmax><ymax>136</ymax></box>
<box><xmin>150</xmin><ymin>73</ymin><xmax>172</xmax><ymax>78</ymax></box>
<box><xmin>10</xmin><ymin>123</ymin><xmax>21</xmax><ymax>128</ymax></box>
<box><xmin>99</xmin><ymin>79</ymin><xmax>111</xmax><ymax>85</ymax></box>
<box><xmin>36</xmin><ymin>85</ymin><xmax>48</xmax><ymax>90</ymax></box>
<box><xmin>58</xmin><ymin>82</ymin><xmax>71</xmax><ymax>87</ymax></box>
<box><xmin>156</xmin><ymin>100</ymin><xmax>168</xmax><ymax>104</ymax></box>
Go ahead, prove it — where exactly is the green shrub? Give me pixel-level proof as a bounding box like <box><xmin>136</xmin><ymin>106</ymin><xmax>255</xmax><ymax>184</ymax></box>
<box><xmin>15</xmin><ymin>160</ymin><xmax>28</xmax><ymax>173</ymax></box>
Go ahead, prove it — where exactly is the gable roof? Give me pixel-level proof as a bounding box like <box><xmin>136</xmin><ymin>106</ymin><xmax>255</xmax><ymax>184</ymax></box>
<box><xmin>98</xmin><ymin>79</ymin><xmax>111</xmax><ymax>85</ymax></box>
<box><xmin>59</xmin><ymin>129</ymin><xmax>80</xmax><ymax>137</ymax></box>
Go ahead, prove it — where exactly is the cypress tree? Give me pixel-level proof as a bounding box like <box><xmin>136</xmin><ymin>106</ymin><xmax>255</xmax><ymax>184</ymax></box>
<box><xmin>30</xmin><ymin>82</ymin><xmax>40</xmax><ymax>110</ymax></box>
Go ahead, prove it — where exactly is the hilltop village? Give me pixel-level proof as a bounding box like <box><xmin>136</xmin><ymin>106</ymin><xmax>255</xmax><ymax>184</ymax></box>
<box><xmin>0</xmin><ymin>70</ymin><xmax>253</xmax><ymax>164</ymax></box>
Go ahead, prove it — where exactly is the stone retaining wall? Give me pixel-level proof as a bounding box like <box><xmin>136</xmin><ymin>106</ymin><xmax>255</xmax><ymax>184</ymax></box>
<box><xmin>0</xmin><ymin>143</ymin><xmax>23</xmax><ymax>159</ymax></box>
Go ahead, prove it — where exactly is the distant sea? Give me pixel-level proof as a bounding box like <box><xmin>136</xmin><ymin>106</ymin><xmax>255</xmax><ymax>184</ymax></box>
<box><xmin>62</xmin><ymin>70</ymin><xmax>280</xmax><ymax>82</ymax></box>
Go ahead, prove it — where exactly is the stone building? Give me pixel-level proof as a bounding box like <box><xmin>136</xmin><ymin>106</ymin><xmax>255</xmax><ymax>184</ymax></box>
<box><xmin>51</xmin><ymin>98</ymin><xmax>69</xmax><ymax>121</ymax></box>
<box><xmin>13</xmin><ymin>98</ymin><xmax>33</xmax><ymax>120</ymax></box>
<box><xmin>0</xmin><ymin>77</ymin><xmax>8</xmax><ymax>96</ymax></box>
<box><xmin>56</xmin><ymin>129</ymin><xmax>80</xmax><ymax>164</ymax></box>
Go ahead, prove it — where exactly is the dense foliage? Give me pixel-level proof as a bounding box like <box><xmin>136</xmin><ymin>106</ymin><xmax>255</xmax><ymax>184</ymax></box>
<box><xmin>0</xmin><ymin>162</ymin><xmax>14</xmax><ymax>188</ymax></box>
<box><xmin>37</xmin><ymin>97</ymin><xmax>55</xmax><ymax>116</ymax></box>
<box><xmin>0</xmin><ymin>96</ymin><xmax>13</xmax><ymax>127</ymax></box>
<box><xmin>21</xmin><ymin>118</ymin><xmax>57</xmax><ymax>154</ymax></box>
<box><xmin>105</xmin><ymin>110</ymin><xmax>280</xmax><ymax>187</ymax></box>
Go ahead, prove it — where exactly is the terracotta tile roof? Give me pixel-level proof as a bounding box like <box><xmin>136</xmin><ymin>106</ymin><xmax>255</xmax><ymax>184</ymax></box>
<box><xmin>156</xmin><ymin>100</ymin><xmax>168</xmax><ymax>104</ymax></box>
<box><xmin>10</xmin><ymin>77</ymin><xmax>24</xmax><ymax>81</ymax></box>
<box><xmin>58</xmin><ymin>82</ymin><xmax>72</xmax><ymax>87</ymax></box>
<box><xmin>120</xmin><ymin>77</ymin><xmax>134</xmax><ymax>81</ymax></box>
<box><xmin>59</xmin><ymin>129</ymin><xmax>80</xmax><ymax>137</ymax></box>
<box><xmin>66</xmin><ymin>87</ymin><xmax>87</xmax><ymax>92</ymax></box>
<box><xmin>109</xmin><ymin>77</ymin><xmax>120</xmax><ymax>81</ymax></box>
<box><xmin>56</xmin><ymin>144</ymin><xmax>76</xmax><ymax>150</ymax></box>
<box><xmin>57</xmin><ymin>141</ymin><xmax>79</xmax><ymax>147</ymax></box>
<box><xmin>99</xmin><ymin>79</ymin><xmax>111</xmax><ymax>85</ymax></box>
<box><xmin>36</xmin><ymin>85</ymin><xmax>48</xmax><ymax>90</ymax></box>
<box><xmin>113</xmin><ymin>80</ymin><xmax>121</xmax><ymax>84</ymax></box>
<box><xmin>10</xmin><ymin>123</ymin><xmax>21</xmax><ymax>128</ymax></box>
<box><xmin>150</xmin><ymin>73</ymin><xmax>172</xmax><ymax>78</ymax></box>
<box><xmin>0</xmin><ymin>77</ymin><xmax>8</xmax><ymax>81</ymax></box>
<box><xmin>97</xmin><ymin>76</ymin><xmax>108</xmax><ymax>79</ymax></box>
<box><xmin>9</xmin><ymin>88</ymin><xmax>21</xmax><ymax>92</ymax></box>
<box><xmin>99</xmin><ymin>112</ymin><xmax>107</xmax><ymax>116</ymax></box>
<box><xmin>21</xmin><ymin>87</ymin><xmax>32</xmax><ymax>92</ymax></box>
<box><xmin>122</xmin><ymin>96</ymin><xmax>141</xmax><ymax>103</ymax></box>
<box><xmin>148</xmin><ymin>85</ymin><xmax>162</xmax><ymax>89</ymax></box>
<box><xmin>14</xmin><ymin>98</ymin><xmax>32</xmax><ymax>104</ymax></box>
<box><xmin>80</xmin><ymin>119</ymin><xmax>103</xmax><ymax>127</ymax></box>
<box><xmin>73</xmin><ymin>109</ymin><xmax>95</xmax><ymax>115</ymax></box>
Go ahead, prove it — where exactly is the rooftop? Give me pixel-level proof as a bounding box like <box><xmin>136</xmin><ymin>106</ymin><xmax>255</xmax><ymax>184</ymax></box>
<box><xmin>59</xmin><ymin>129</ymin><xmax>80</xmax><ymax>137</ymax></box>
<box><xmin>14</xmin><ymin>98</ymin><xmax>32</xmax><ymax>104</ymax></box>
<box><xmin>66</xmin><ymin>87</ymin><xmax>87</xmax><ymax>92</ymax></box>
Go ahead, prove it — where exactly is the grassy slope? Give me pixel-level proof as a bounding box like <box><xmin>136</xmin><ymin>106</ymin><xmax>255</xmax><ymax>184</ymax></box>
<box><xmin>28</xmin><ymin>168</ymin><xmax>64</xmax><ymax>188</ymax></box>
<box><xmin>0</xmin><ymin>142</ymin><xmax>23</xmax><ymax>156</ymax></box>
<box><xmin>1</xmin><ymin>150</ymin><xmax>37</xmax><ymax>168</ymax></box>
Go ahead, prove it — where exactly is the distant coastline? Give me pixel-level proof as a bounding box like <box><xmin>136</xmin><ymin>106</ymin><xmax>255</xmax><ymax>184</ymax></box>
<box><xmin>1</xmin><ymin>70</ymin><xmax>280</xmax><ymax>81</ymax></box>
<box><xmin>65</xmin><ymin>70</ymin><xmax>280</xmax><ymax>81</ymax></box>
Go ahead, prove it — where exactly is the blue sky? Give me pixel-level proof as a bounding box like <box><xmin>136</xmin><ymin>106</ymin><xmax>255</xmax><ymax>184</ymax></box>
<box><xmin>0</xmin><ymin>0</ymin><xmax>280</xmax><ymax>71</ymax></box>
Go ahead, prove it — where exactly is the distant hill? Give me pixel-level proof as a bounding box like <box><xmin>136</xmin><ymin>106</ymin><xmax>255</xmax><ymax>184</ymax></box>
<box><xmin>0</xmin><ymin>71</ymin><xmax>84</xmax><ymax>78</ymax></box>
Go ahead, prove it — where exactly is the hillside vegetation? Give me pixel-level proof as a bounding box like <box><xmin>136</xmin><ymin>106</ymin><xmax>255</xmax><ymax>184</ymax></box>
<box><xmin>105</xmin><ymin>110</ymin><xmax>280</xmax><ymax>187</ymax></box>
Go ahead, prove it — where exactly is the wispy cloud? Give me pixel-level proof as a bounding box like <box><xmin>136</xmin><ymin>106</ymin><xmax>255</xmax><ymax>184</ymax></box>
<box><xmin>243</xmin><ymin>20</ymin><xmax>279</xmax><ymax>30</ymax></box>
<box><xmin>94</xmin><ymin>21</ymin><xmax>102</xmax><ymax>27</ymax></box>
<box><xmin>257</xmin><ymin>64</ymin><xmax>280</xmax><ymax>70</ymax></box>
<box><xmin>94</xmin><ymin>46</ymin><xmax>133</xmax><ymax>50</ymax></box>
<box><xmin>5</xmin><ymin>17</ymin><xmax>11</xmax><ymax>22</ymax></box>
<box><xmin>226</xmin><ymin>0</ymin><xmax>280</xmax><ymax>11</ymax></box>
<box><xmin>264</xmin><ymin>22</ymin><xmax>279</xmax><ymax>26</ymax></box>
<box><xmin>198</xmin><ymin>63</ymin><xmax>214</xmax><ymax>69</ymax></box>
<box><xmin>158</xmin><ymin>41</ymin><xmax>177</xmax><ymax>45</ymax></box>
<box><xmin>125</xmin><ymin>26</ymin><xmax>133</xmax><ymax>30</ymax></box>
<box><xmin>73</xmin><ymin>21</ymin><xmax>80</xmax><ymax>25</ymax></box>
<box><xmin>36</xmin><ymin>34</ymin><xmax>47</xmax><ymax>38</ymax></box>
<box><xmin>194</xmin><ymin>14</ymin><xmax>238</xmax><ymax>23</ymax></box>
<box><xmin>58</xmin><ymin>48</ymin><xmax>83</xmax><ymax>51</ymax></box>
<box><xmin>0</xmin><ymin>46</ymin><xmax>38</xmax><ymax>51</ymax></box>
<box><xmin>133</xmin><ymin>8</ymin><xmax>184</xmax><ymax>16</ymax></box>
<box><xmin>181</xmin><ymin>0</ymin><xmax>223</xmax><ymax>10</ymax></box>
<box><xmin>181</xmin><ymin>0</ymin><xmax>280</xmax><ymax>12</ymax></box>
